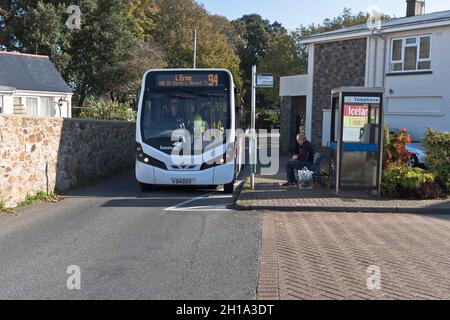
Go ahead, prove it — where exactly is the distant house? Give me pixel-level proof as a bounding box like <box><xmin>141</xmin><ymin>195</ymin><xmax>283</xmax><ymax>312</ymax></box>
<box><xmin>0</xmin><ymin>52</ymin><xmax>72</xmax><ymax>118</ymax></box>
<box><xmin>279</xmin><ymin>1</ymin><xmax>450</xmax><ymax>154</ymax></box>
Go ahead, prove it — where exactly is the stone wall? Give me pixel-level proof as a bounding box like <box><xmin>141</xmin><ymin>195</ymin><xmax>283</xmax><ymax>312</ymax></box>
<box><xmin>311</xmin><ymin>38</ymin><xmax>367</xmax><ymax>149</ymax></box>
<box><xmin>0</xmin><ymin>115</ymin><xmax>135</xmax><ymax>207</ymax></box>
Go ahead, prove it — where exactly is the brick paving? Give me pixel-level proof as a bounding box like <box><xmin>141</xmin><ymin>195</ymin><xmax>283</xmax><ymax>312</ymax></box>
<box><xmin>257</xmin><ymin>212</ymin><xmax>450</xmax><ymax>300</ymax></box>
<box><xmin>236</xmin><ymin>168</ymin><xmax>450</xmax><ymax>214</ymax></box>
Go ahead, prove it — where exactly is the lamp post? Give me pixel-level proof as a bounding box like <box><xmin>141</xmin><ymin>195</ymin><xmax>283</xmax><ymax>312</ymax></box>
<box><xmin>54</xmin><ymin>97</ymin><xmax>66</xmax><ymax>117</ymax></box>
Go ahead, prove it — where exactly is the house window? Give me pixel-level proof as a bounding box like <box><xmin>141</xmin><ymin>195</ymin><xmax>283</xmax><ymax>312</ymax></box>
<box><xmin>390</xmin><ymin>35</ymin><xmax>431</xmax><ymax>72</ymax></box>
<box><xmin>41</xmin><ymin>97</ymin><xmax>55</xmax><ymax>117</ymax></box>
<box><xmin>13</xmin><ymin>97</ymin><xmax>25</xmax><ymax>115</ymax></box>
<box><xmin>25</xmin><ymin>97</ymin><xmax>38</xmax><ymax>116</ymax></box>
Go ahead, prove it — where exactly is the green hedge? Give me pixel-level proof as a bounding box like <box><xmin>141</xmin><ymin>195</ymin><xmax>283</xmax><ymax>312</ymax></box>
<box><xmin>381</xmin><ymin>164</ymin><xmax>442</xmax><ymax>199</ymax></box>
<box><xmin>79</xmin><ymin>99</ymin><xmax>136</xmax><ymax>122</ymax></box>
<box><xmin>423</xmin><ymin>129</ymin><xmax>450</xmax><ymax>191</ymax></box>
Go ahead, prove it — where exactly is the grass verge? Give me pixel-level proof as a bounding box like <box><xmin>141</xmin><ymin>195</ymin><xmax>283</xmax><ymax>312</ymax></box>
<box><xmin>0</xmin><ymin>201</ymin><xmax>16</xmax><ymax>214</ymax></box>
<box><xmin>17</xmin><ymin>192</ymin><xmax>62</xmax><ymax>208</ymax></box>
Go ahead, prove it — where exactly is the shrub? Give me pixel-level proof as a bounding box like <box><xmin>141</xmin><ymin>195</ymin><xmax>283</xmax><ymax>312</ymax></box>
<box><xmin>79</xmin><ymin>99</ymin><xmax>136</xmax><ymax>122</ymax></box>
<box><xmin>383</xmin><ymin>127</ymin><xmax>412</xmax><ymax>167</ymax></box>
<box><xmin>423</xmin><ymin>128</ymin><xmax>450</xmax><ymax>192</ymax></box>
<box><xmin>381</xmin><ymin>164</ymin><xmax>444</xmax><ymax>199</ymax></box>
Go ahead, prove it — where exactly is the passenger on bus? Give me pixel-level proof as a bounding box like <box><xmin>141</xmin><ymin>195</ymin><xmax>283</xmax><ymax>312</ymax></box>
<box><xmin>199</xmin><ymin>106</ymin><xmax>211</xmax><ymax>130</ymax></box>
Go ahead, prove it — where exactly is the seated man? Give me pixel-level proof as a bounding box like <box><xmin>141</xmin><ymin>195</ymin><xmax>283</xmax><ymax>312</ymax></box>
<box><xmin>283</xmin><ymin>134</ymin><xmax>314</xmax><ymax>187</ymax></box>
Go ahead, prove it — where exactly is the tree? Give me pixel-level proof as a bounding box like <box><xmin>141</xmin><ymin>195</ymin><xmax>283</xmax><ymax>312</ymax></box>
<box><xmin>153</xmin><ymin>0</ymin><xmax>242</xmax><ymax>86</ymax></box>
<box><xmin>0</xmin><ymin>1</ymin><xmax>70</xmax><ymax>67</ymax></box>
<box><xmin>232</xmin><ymin>14</ymin><xmax>277</xmax><ymax>75</ymax></box>
<box><xmin>292</xmin><ymin>8</ymin><xmax>392</xmax><ymax>62</ymax></box>
<box><xmin>103</xmin><ymin>43</ymin><xmax>167</xmax><ymax>104</ymax></box>
<box><xmin>62</xmin><ymin>0</ymin><xmax>139</xmax><ymax>108</ymax></box>
<box><xmin>232</xmin><ymin>14</ymin><xmax>294</xmax><ymax>127</ymax></box>
<box><xmin>127</xmin><ymin>0</ymin><xmax>159</xmax><ymax>44</ymax></box>
<box><xmin>257</xmin><ymin>32</ymin><xmax>305</xmax><ymax>123</ymax></box>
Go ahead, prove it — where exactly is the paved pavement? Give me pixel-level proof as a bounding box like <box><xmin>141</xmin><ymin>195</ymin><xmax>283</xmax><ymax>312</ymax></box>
<box><xmin>0</xmin><ymin>171</ymin><xmax>260</xmax><ymax>300</ymax></box>
<box><xmin>236</xmin><ymin>157</ymin><xmax>450</xmax><ymax>214</ymax></box>
<box><xmin>258</xmin><ymin>211</ymin><xmax>450</xmax><ymax>300</ymax></box>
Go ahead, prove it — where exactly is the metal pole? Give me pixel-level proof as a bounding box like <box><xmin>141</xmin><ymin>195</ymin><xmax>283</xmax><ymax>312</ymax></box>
<box><xmin>193</xmin><ymin>29</ymin><xmax>197</xmax><ymax>69</ymax></box>
<box><xmin>251</xmin><ymin>65</ymin><xmax>256</xmax><ymax>190</ymax></box>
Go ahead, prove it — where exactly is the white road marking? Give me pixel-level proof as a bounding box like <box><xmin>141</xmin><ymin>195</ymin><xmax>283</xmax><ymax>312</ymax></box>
<box><xmin>164</xmin><ymin>192</ymin><xmax>216</xmax><ymax>212</ymax></box>
<box><xmin>164</xmin><ymin>181</ymin><xmax>241</xmax><ymax>212</ymax></box>
<box><xmin>168</xmin><ymin>205</ymin><xmax>233</xmax><ymax>212</ymax></box>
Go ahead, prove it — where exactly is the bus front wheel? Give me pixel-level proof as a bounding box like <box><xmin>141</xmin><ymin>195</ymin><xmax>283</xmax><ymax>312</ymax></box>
<box><xmin>224</xmin><ymin>182</ymin><xmax>234</xmax><ymax>194</ymax></box>
<box><xmin>139</xmin><ymin>182</ymin><xmax>154</xmax><ymax>192</ymax></box>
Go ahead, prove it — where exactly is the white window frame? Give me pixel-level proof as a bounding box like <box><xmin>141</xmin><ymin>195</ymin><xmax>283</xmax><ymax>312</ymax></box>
<box><xmin>390</xmin><ymin>35</ymin><xmax>432</xmax><ymax>73</ymax></box>
<box><xmin>0</xmin><ymin>95</ymin><xmax>3</xmax><ymax>114</ymax></box>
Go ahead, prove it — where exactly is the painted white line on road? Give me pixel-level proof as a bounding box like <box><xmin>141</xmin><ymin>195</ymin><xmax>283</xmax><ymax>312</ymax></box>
<box><xmin>203</xmin><ymin>195</ymin><xmax>233</xmax><ymax>199</ymax></box>
<box><xmin>164</xmin><ymin>180</ymin><xmax>241</xmax><ymax>212</ymax></box>
<box><xmin>168</xmin><ymin>206</ymin><xmax>233</xmax><ymax>212</ymax></box>
<box><xmin>164</xmin><ymin>192</ymin><xmax>216</xmax><ymax>212</ymax></box>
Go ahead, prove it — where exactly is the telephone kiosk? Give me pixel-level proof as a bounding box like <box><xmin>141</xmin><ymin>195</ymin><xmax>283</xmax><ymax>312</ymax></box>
<box><xmin>329</xmin><ymin>87</ymin><xmax>385</xmax><ymax>196</ymax></box>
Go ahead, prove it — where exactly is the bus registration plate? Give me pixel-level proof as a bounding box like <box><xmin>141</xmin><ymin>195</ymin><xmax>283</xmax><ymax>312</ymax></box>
<box><xmin>171</xmin><ymin>178</ymin><xmax>195</xmax><ymax>185</ymax></box>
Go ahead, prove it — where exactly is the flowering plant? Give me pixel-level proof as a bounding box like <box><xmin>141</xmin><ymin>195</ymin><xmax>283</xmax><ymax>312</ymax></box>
<box><xmin>383</xmin><ymin>128</ymin><xmax>413</xmax><ymax>167</ymax></box>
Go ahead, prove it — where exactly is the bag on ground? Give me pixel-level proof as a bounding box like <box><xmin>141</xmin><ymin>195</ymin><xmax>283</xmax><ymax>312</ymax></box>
<box><xmin>298</xmin><ymin>167</ymin><xmax>314</xmax><ymax>190</ymax></box>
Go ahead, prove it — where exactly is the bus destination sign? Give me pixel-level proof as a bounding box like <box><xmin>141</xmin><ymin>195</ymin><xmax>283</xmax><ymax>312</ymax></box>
<box><xmin>156</xmin><ymin>73</ymin><xmax>223</xmax><ymax>87</ymax></box>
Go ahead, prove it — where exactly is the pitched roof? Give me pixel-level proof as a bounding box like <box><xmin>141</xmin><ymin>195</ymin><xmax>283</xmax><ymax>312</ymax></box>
<box><xmin>302</xmin><ymin>10</ymin><xmax>450</xmax><ymax>43</ymax></box>
<box><xmin>0</xmin><ymin>52</ymin><xmax>71</xmax><ymax>93</ymax></box>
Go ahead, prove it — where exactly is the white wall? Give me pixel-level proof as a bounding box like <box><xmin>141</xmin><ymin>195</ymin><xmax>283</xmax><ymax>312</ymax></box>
<box><xmin>0</xmin><ymin>94</ymin><xmax>14</xmax><ymax>114</ymax></box>
<box><xmin>305</xmin><ymin>43</ymin><xmax>315</xmax><ymax>141</ymax></box>
<box><xmin>279</xmin><ymin>75</ymin><xmax>309</xmax><ymax>96</ymax></box>
<box><xmin>367</xmin><ymin>25</ymin><xmax>450</xmax><ymax>139</ymax></box>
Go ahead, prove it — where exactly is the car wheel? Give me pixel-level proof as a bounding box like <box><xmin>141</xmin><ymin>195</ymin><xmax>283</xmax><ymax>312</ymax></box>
<box><xmin>407</xmin><ymin>155</ymin><xmax>419</xmax><ymax>167</ymax></box>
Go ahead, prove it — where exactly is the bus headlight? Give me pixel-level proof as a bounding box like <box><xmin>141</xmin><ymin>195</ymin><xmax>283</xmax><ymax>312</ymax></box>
<box><xmin>136</xmin><ymin>143</ymin><xmax>167</xmax><ymax>170</ymax></box>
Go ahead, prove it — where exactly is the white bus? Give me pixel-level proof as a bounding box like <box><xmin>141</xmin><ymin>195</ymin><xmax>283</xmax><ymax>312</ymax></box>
<box><xmin>135</xmin><ymin>69</ymin><xmax>245</xmax><ymax>193</ymax></box>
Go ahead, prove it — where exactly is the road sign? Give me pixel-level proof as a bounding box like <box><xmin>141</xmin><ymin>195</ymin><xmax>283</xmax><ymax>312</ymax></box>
<box><xmin>256</xmin><ymin>74</ymin><xmax>274</xmax><ymax>88</ymax></box>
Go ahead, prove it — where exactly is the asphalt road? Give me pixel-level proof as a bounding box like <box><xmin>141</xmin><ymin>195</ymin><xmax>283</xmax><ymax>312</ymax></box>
<box><xmin>0</xmin><ymin>171</ymin><xmax>260</xmax><ymax>300</ymax></box>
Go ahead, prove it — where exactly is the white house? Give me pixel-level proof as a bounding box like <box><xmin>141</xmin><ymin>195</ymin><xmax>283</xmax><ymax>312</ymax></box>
<box><xmin>279</xmin><ymin>1</ymin><xmax>450</xmax><ymax>153</ymax></box>
<box><xmin>0</xmin><ymin>52</ymin><xmax>72</xmax><ymax>118</ymax></box>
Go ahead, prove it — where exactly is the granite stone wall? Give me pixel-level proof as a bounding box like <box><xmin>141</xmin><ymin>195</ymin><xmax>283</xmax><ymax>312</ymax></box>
<box><xmin>311</xmin><ymin>38</ymin><xmax>367</xmax><ymax>149</ymax></box>
<box><xmin>0</xmin><ymin>115</ymin><xmax>135</xmax><ymax>208</ymax></box>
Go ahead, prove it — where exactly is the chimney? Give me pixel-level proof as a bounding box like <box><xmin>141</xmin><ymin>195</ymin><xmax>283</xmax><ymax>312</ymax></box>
<box><xmin>406</xmin><ymin>0</ymin><xmax>425</xmax><ymax>17</ymax></box>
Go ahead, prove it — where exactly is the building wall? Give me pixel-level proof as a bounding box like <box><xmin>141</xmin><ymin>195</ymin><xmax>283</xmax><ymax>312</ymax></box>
<box><xmin>0</xmin><ymin>115</ymin><xmax>135</xmax><ymax>207</ymax></box>
<box><xmin>311</xmin><ymin>38</ymin><xmax>367</xmax><ymax>149</ymax></box>
<box><xmin>367</xmin><ymin>25</ymin><xmax>450</xmax><ymax>139</ymax></box>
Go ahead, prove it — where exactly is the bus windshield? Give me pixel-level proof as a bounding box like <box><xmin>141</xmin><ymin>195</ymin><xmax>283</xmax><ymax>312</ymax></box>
<box><xmin>141</xmin><ymin>88</ymin><xmax>230</xmax><ymax>152</ymax></box>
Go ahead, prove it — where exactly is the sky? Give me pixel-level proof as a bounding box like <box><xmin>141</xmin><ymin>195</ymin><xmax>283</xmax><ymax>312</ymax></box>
<box><xmin>197</xmin><ymin>0</ymin><xmax>450</xmax><ymax>31</ymax></box>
